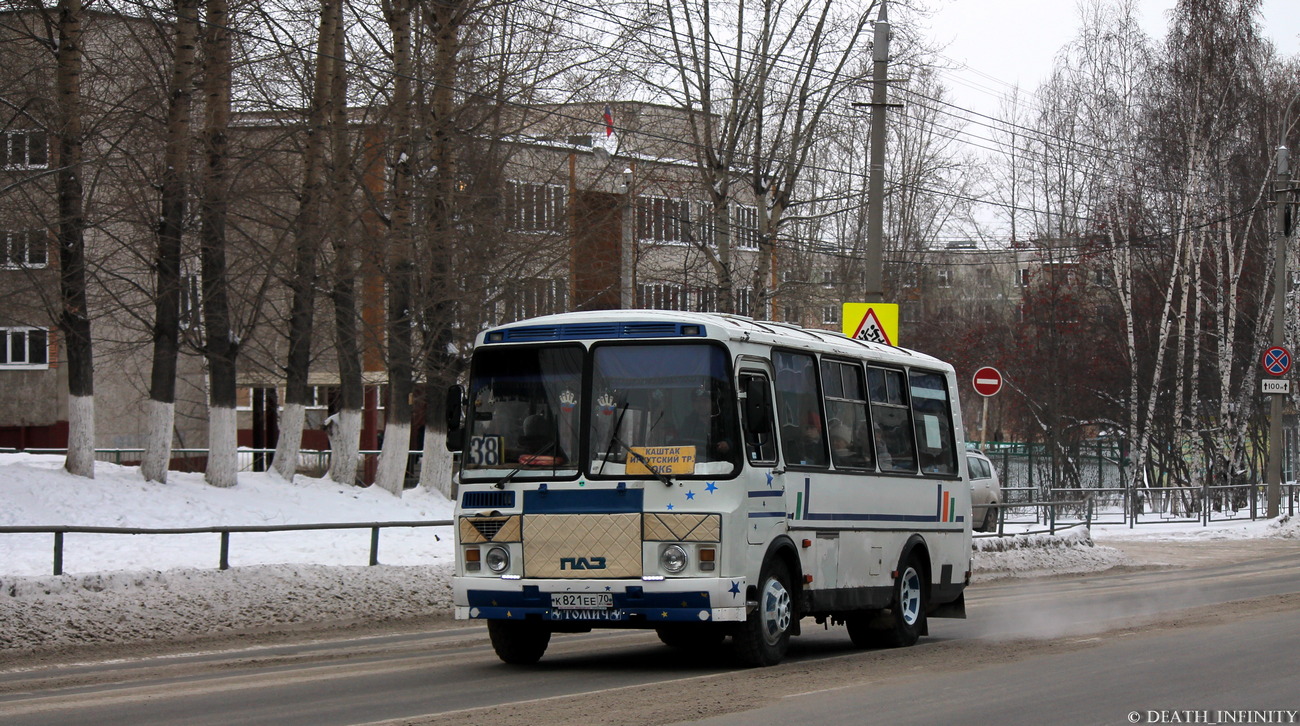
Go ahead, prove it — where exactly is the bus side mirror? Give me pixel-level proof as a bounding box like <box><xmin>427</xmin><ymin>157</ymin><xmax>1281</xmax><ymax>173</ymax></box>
<box><xmin>445</xmin><ymin>385</ymin><xmax>465</xmax><ymax>451</ymax></box>
<box><xmin>743</xmin><ymin>377</ymin><xmax>770</xmax><ymax>434</ymax></box>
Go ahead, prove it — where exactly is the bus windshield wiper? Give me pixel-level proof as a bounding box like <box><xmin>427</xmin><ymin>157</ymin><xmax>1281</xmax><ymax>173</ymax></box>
<box><xmin>598</xmin><ymin>403</ymin><xmax>674</xmax><ymax>486</ymax></box>
<box><xmin>607</xmin><ymin>432</ymin><xmax>675</xmax><ymax>487</ymax></box>
<box><xmin>494</xmin><ymin>439</ymin><xmax>558</xmax><ymax>489</ymax></box>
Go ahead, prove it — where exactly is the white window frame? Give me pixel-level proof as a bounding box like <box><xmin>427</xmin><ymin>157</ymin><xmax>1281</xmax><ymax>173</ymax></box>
<box><xmin>937</xmin><ymin>268</ymin><xmax>952</xmax><ymax>288</ymax></box>
<box><xmin>1</xmin><ymin>327</ymin><xmax>50</xmax><ymax>369</ymax></box>
<box><xmin>506</xmin><ymin>180</ymin><xmax>566</xmax><ymax>233</ymax></box>
<box><xmin>2</xmin><ymin>230</ymin><xmax>48</xmax><ymax>269</ymax></box>
<box><xmin>2</xmin><ymin>130</ymin><xmax>48</xmax><ymax>169</ymax></box>
<box><xmin>636</xmin><ymin>196</ymin><xmax>691</xmax><ymax>245</ymax></box>
<box><xmin>733</xmin><ymin>204</ymin><xmax>759</xmax><ymax>250</ymax></box>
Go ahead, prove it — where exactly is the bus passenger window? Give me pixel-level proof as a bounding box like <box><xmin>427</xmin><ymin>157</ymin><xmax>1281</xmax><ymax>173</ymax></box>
<box><xmin>820</xmin><ymin>359</ymin><xmax>874</xmax><ymax>470</ymax></box>
<box><xmin>774</xmin><ymin>351</ymin><xmax>828</xmax><ymax>467</ymax></box>
<box><xmin>867</xmin><ymin>366</ymin><xmax>917</xmax><ymax>473</ymax></box>
<box><xmin>909</xmin><ymin>370</ymin><xmax>957</xmax><ymax>475</ymax></box>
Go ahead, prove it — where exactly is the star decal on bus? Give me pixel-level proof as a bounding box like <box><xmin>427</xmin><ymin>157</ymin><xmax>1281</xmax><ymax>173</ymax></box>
<box><xmin>705</xmin><ymin>481</ymin><xmax>718</xmax><ymax>493</ymax></box>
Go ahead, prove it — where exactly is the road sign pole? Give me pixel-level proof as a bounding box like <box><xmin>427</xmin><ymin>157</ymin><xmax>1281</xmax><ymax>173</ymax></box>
<box><xmin>980</xmin><ymin>397</ymin><xmax>989</xmax><ymax>449</ymax></box>
<box><xmin>1268</xmin><ymin>146</ymin><xmax>1291</xmax><ymax>518</ymax></box>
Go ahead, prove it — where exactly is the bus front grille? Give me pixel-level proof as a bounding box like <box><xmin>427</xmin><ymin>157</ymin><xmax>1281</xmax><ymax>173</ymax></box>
<box><xmin>523</xmin><ymin>513</ymin><xmax>642</xmax><ymax>578</ymax></box>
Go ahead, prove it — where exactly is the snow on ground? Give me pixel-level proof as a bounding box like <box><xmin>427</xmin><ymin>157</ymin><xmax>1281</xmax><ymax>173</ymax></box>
<box><xmin>1</xmin><ymin>453</ymin><xmax>1296</xmax><ymax>655</ymax></box>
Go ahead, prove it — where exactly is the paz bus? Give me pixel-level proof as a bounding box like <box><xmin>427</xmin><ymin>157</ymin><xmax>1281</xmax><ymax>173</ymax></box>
<box><xmin>446</xmin><ymin>309</ymin><xmax>972</xmax><ymax>666</ymax></box>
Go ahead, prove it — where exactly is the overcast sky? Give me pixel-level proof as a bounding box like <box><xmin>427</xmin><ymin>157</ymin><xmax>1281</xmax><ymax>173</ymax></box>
<box><xmin>921</xmin><ymin>0</ymin><xmax>1300</xmax><ymax>116</ymax></box>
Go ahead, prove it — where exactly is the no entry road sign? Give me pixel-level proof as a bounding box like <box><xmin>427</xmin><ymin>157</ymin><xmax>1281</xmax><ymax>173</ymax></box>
<box><xmin>1262</xmin><ymin>346</ymin><xmax>1292</xmax><ymax>377</ymax></box>
<box><xmin>972</xmin><ymin>366</ymin><xmax>1003</xmax><ymax>397</ymax></box>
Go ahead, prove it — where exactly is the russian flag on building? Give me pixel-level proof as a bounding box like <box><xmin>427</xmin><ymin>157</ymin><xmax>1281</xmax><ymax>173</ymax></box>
<box><xmin>603</xmin><ymin>104</ymin><xmax>614</xmax><ymax>137</ymax></box>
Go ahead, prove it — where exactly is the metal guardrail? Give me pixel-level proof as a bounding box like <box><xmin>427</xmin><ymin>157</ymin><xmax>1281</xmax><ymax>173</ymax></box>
<box><xmin>974</xmin><ymin>499</ymin><xmax>1092</xmax><ymax>539</ymax></box>
<box><xmin>0</xmin><ymin>520</ymin><xmax>453</xmax><ymax>576</ymax></box>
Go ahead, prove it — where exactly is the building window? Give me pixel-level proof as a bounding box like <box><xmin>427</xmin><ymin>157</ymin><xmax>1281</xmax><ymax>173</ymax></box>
<box><xmin>736</xmin><ymin>287</ymin><xmax>753</xmax><ymax>318</ymax></box>
<box><xmin>638</xmin><ymin>282</ymin><xmax>685</xmax><ymax>310</ymax></box>
<box><xmin>976</xmin><ymin>268</ymin><xmax>992</xmax><ymax>287</ymax></box>
<box><xmin>498</xmin><ymin>277</ymin><xmax>567</xmax><ymax>322</ymax></box>
<box><xmin>694</xmin><ymin>286</ymin><xmax>717</xmax><ymax>313</ymax></box>
<box><xmin>505</xmin><ymin>181</ymin><xmax>565</xmax><ymax>232</ymax></box>
<box><xmin>693</xmin><ymin>201</ymin><xmax>716</xmax><ymax>247</ymax></box>
<box><xmin>637</xmin><ymin>196</ymin><xmax>690</xmax><ymax>244</ymax></box>
<box><xmin>1</xmin><ymin>327</ymin><xmax>49</xmax><ymax>368</ymax></box>
<box><xmin>1017</xmin><ymin>268</ymin><xmax>1030</xmax><ymax>287</ymax></box>
<box><xmin>734</xmin><ymin>205</ymin><xmax>758</xmax><ymax>250</ymax></box>
<box><xmin>2</xmin><ymin>130</ymin><xmax>48</xmax><ymax>169</ymax></box>
<box><xmin>3</xmin><ymin>230</ymin><xmax>48</xmax><ymax>269</ymax></box>
<box><xmin>821</xmin><ymin>270</ymin><xmax>834</xmax><ymax>287</ymax></box>
<box><xmin>822</xmin><ymin>306</ymin><xmax>838</xmax><ymax>325</ymax></box>
<box><xmin>937</xmin><ymin>268</ymin><xmax>952</xmax><ymax>288</ymax></box>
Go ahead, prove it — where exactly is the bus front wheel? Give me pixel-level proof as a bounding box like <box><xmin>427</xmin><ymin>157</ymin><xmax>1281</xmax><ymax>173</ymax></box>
<box><xmin>487</xmin><ymin>619</ymin><xmax>551</xmax><ymax>664</ymax></box>
<box><xmin>732</xmin><ymin>559</ymin><xmax>794</xmax><ymax>667</ymax></box>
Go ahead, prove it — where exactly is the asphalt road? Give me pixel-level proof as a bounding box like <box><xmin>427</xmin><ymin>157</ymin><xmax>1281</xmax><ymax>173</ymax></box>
<box><xmin>2</xmin><ymin>539</ymin><xmax>1298</xmax><ymax>726</ymax></box>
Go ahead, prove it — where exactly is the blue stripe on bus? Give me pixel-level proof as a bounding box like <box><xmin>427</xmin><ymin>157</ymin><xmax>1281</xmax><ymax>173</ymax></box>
<box><xmin>523</xmin><ymin>488</ymin><xmax>644</xmax><ymax>514</ymax></box>
<box><xmin>797</xmin><ymin>479</ymin><xmax>963</xmax><ymax>524</ymax></box>
<box><xmin>747</xmin><ymin>490</ymin><xmax>784</xmax><ymax>497</ymax></box>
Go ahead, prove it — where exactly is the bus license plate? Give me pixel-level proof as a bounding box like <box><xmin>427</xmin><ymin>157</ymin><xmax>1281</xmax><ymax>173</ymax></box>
<box><xmin>553</xmin><ymin>593</ymin><xmax>613</xmax><ymax>609</ymax></box>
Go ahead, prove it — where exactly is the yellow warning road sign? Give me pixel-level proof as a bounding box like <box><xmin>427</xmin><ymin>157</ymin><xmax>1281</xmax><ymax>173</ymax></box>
<box><xmin>842</xmin><ymin>303</ymin><xmax>899</xmax><ymax>346</ymax></box>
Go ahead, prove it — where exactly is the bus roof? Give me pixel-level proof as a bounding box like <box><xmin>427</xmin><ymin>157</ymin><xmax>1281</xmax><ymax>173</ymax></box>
<box><xmin>476</xmin><ymin>310</ymin><xmax>952</xmax><ymax>372</ymax></box>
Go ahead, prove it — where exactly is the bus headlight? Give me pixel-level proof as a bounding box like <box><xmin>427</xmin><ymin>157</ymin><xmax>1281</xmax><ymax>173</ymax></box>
<box><xmin>485</xmin><ymin>546</ymin><xmax>510</xmax><ymax>574</ymax></box>
<box><xmin>660</xmin><ymin>544</ymin><xmax>688</xmax><ymax>574</ymax></box>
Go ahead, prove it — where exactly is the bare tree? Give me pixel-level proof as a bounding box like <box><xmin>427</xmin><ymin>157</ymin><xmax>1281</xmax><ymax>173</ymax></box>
<box><xmin>51</xmin><ymin>0</ymin><xmax>95</xmax><ymax>478</ymax></box>
<box><xmin>200</xmin><ymin>0</ymin><xmax>239</xmax><ymax>488</ymax></box>
<box><xmin>272</xmin><ymin>0</ymin><xmax>341</xmax><ymax>482</ymax></box>
<box><xmin>140</xmin><ymin>0</ymin><xmax>200</xmax><ymax>483</ymax></box>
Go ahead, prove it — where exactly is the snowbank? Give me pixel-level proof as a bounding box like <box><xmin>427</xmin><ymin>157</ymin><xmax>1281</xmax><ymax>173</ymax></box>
<box><xmin>0</xmin><ymin>453</ymin><xmax>1293</xmax><ymax>656</ymax></box>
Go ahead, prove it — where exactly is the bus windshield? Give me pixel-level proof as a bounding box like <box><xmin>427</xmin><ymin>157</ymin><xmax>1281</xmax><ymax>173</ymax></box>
<box><xmin>463</xmin><ymin>345</ymin><xmax>583</xmax><ymax>479</ymax></box>
<box><xmin>589</xmin><ymin>343</ymin><xmax>738</xmax><ymax>478</ymax></box>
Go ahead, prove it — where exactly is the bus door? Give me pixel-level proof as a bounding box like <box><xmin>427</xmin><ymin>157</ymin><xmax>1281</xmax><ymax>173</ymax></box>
<box><xmin>738</xmin><ymin>367</ymin><xmax>783</xmax><ymax>545</ymax></box>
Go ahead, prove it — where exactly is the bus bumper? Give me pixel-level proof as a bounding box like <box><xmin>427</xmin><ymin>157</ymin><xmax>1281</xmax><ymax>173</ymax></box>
<box><xmin>453</xmin><ymin>576</ymin><xmax>749</xmax><ymax>623</ymax></box>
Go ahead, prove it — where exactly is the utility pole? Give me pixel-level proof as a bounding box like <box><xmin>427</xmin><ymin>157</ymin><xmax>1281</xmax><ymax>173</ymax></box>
<box><xmin>1267</xmin><ymin>145</ymin><xmax>1292</xmax><ymax>518</ymax></box>
<box><xmin>862</xmin><ymin>0</ymin><xmax>890</xmax><ymax>304</ymax></box>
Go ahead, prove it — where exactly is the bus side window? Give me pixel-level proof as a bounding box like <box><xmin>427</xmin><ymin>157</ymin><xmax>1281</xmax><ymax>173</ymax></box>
<box><xmin>774</xmin><ymin>351</ymin><xmax>829</xmax><ymax>468</ymax></box>
<box><xmin>739</xmin><ymin>373</ymin><xmax>777</xmax><ymax>465</ymax></box>
<box><xmin>909</xmin><ymin>370</ymin><xmax>957</xmax><ymax>475</ymax></box>
<box><xmin>820</xmin><ymin>359</ymin><xmax>874</xmax><ymax>471</ymax></box>
<box><xmin>867</xmin><ymin>366</ymin><xmax>917</xmax><ymax>473</ymax></box>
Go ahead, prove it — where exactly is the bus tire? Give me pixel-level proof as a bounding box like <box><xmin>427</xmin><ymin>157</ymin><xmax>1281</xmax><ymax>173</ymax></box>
<box><xmin>732</xmin><ymin>558</ymin><xmax>794</xmax><ymax>667</ymax></box>
<box><xmin>879</xmin><ymin>554</ymin><xmax>927</xmax><ymax>648</ymax></box>
<box><xmin>656</xmin><ymin>624</ymin><xmax>726</xmax><ymax>651</ymax></box>
<box><xmin>487</xmin><ymin>619</ymin><xmax>551</xmax><ymax>664</ymax></box>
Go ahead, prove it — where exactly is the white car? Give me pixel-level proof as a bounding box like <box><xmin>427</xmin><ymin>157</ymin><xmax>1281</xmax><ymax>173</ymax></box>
<box><xmin>967</xmin><ymin>451</ymin><xmax>1002</xmax><ymax>532</ymax></box>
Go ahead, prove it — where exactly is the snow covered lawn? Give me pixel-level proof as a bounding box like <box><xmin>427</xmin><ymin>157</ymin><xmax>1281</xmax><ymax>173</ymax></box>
<box><xmin>1</xmin><ymin>453</ymin><xmax>1295</xmax><ymax>656</ymax></box>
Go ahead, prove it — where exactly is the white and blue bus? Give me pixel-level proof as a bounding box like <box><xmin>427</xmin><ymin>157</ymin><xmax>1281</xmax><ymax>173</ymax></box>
<box><xmin>447</xmin><ymin>310</ymin><xmax>972</xmax><ymax>666</ymax></box>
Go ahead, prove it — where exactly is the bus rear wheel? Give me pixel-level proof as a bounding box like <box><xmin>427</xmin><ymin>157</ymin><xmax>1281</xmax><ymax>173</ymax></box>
<box><xmin>879</xmin><ymin>556</ymin><xmax>926</xmax><ymax>647</ymax></box>
<box><xmin>487</xmin><ymin>619</ymin><xmax>551</xmax><ymax>664</ymax></box>
<box><xmin>732</xmin><ymin>559</ymin><xmax>794</xmax><ymax>667</ymax></box>
<box><xmin>845</xmin><ymin>555</ymin><xmax>927</xmax><ymax>649</ymax></box>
